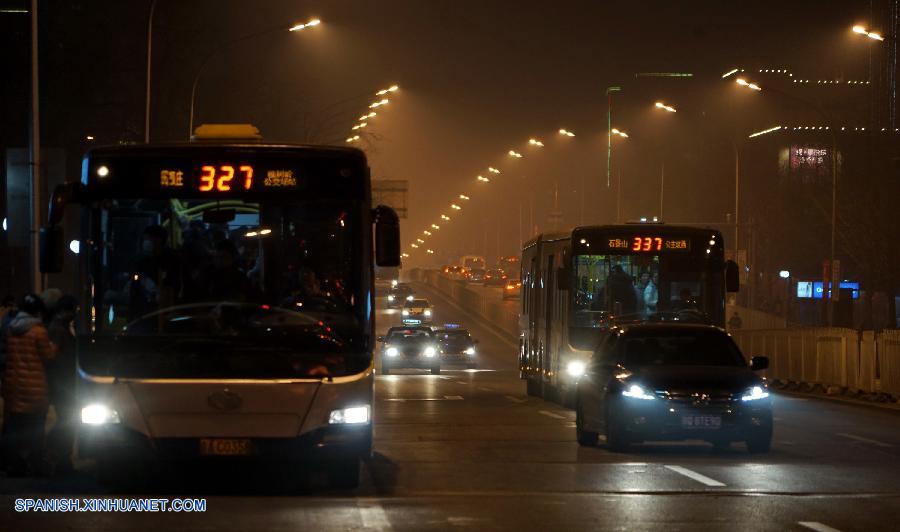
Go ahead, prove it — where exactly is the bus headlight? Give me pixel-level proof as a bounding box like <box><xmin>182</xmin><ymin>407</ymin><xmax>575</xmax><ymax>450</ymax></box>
<box><xmin>566</xmin><ymin>360</ymin><xmax>586</xmax><ymax>378</ymax></box>
<box><xmin>329</xmin><ymin>405</ymin><xmax>370</xmax><ymax>425</ymax></box>
<box><xmin>402</xmin><ymin>310</ymin><xmax>410</xmax><ymax>316</ymax></box>
<box><xmin>423</xmin><ymin>346</ymin><xmax>437</xmax><ymax>357</ymax></box>
<box><xmin>387</xmin><ymin>295</ymin><xmax>395</xmax><ymax>302</ymax></box>
<box><xmin>465</xmin><ymin>347</ymin><xmax>476</xmax><ymax>356</ymax></box>
<box><xmin>81</xmin><ymin>403</ymin><xmax>120</xmax><ymax>425</ymax></box>
<box><xmin>385</xmin><ymin>346</ymin><xmax>399</xmax><ymax>357</ymax></box>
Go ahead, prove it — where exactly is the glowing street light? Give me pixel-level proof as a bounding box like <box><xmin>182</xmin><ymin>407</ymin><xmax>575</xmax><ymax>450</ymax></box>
<box><xmin>508</xmin><ymin>150</ymin><xmax>523</xmax><ymax>158</ymax></box>
<box><xmin>558</xmin><ymin>129</ymin><xmax>575</xmax><ymax>137</ymax></box>
<box><xmin>458</xmin><ymin>195</ymin><xmax>470</xmax><ymax>201</ymax></box>
<box><xmin>411</xmin><ymin>243</ymin><xmax>419</xmax><ymax>248</ymax></box>
<box><xmin>451</xmin><ymin>203</ymin><xmax>462</xmax><ymax>209</ymax></box>
<box><xmin>477</xmin><ymin>175</ymin><xmax>490</xmax><ymax>182</ymax></box>
<box><xmin>441</xmin><ymin>214</ymin><xmax>451</xmax><ymax>221</ymax></box>
<box><xmin>852</xmin><ymin>24</ymin><xmax>885</xmax><ymax>41</ymax></box>
<box><xmin>369</xmin><ymin>98</ymin><xmax>390</xmax><ymax>108</ymax></box>
<box><xmin>289</xmin><ymin>18</ymin><xmax>321</xmax><ymax>32</ymax></box>
<box><xmin>359</xmin><ymin>112</ymin><xmax>377</xmax><ymax>120</ymax></box>
<box><xmin>431</xmin><ymin>224</ymin><xmax>441</xmax><ymax>230</ymax></box>
<box><xmin>528</xmin><ymin>138</ymin><xmax>544</xmax><ymax>147</ymax></box>
<box><xmin>345</xmin><ymin>135</ymin><xmax>360</xmax><ymax>143</ymax></box>
<box><xmin>735</xmin><ymin>78</ymin><xmax>762</xmax><ymax>91</ymax></box>
<box><xmin>351</xmin><ymin>123</ymin><xmax>367</xmax><ymax>130</ymax></box>
<box><xmin>401</xmin><ymin>253</ymin><xmax>410</xmax><ymax>258</ymax></box>
<box><xmin>611</xmin><ymin>128</ymin><xmax>629</xmax><ymax>138</ymax></box>
<box><xmin>376</xmin><ymin>84</ymin><xmax>400</xmax><ymax>96</ymax></box>
<box><xmin>654</xmin><ymin>101</ymin><xmax>677</xmax><ymax>113</ymax></box>
<box><xmin>423</xmin><ymin>230</ymin><xmax>432</xmax><ymax>236</ymax></box>
<box><xmin>488</xmin><ymin>167</ymin><xmax>501</xmax><ymax>174</ymax></box>
<box><xmin>417</xmin><ymin>238</ymin><xmax>425</xmax><ymax>243</ymax></box>
<box><xmin>426</xmin><ymin>249</ymin><xmax>435</xmax><ymax>254</ymax></box>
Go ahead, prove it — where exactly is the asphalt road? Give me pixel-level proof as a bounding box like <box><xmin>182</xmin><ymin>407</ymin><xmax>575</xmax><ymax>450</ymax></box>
<box><xmin>3</xmin><ymin>281</ymin><xmax>900</xmax><ymax>531</ymax></box>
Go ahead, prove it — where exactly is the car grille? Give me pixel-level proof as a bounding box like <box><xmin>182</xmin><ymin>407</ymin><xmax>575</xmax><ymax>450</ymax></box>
<box><xmin>657</xmin><ymin>390</ymin><xmax>735</xmax><ymax>406</ymax></box>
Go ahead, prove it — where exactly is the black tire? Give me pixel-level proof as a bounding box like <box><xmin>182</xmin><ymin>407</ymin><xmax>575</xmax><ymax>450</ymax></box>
<box><xmin>745</xmin><ymin>431</ymin><xmax>772</xmax><ymax>454</ymax></box>
<box><xmin>327</xmin><ymin>459</ymin><xmax>360</xmax><ymax>489</ymax></box>
<box><xmin>526</xmin><ymin>377</ymin><xmax>543</xmax><ymax>398</ymax></box>
<box><xmin>605</xmin><ymin>409</ymin><xmax>630</xmax><ymax>453</ymax></box>
<box><xmin>575</xmin><ymin>401</ymin><xmax>599</xmax><ymax>447</ymax></box>
<box><xmin>431</xmin><ymin>366</ymin><xmax>441</xmax><ymax>375</ymax></box>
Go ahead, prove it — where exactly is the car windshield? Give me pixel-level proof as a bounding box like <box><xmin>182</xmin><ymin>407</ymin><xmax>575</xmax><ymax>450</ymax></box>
<box><xmin>621</xmin><ymin>330</ymin><xmax>746</xmax><ymax>367</ymax></box>
<box><xmin>388</xmin><ymin>330</ymin><xmax>433</xmax><ymax>342</ymax></box>
<box><xmin>406</xmin><ymin>299</ymin><xmax>429</xmax><ymax>308</ymax></box>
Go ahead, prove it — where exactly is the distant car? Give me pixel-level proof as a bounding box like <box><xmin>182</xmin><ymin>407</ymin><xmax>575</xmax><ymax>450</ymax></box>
<box><xmin>503</xmin><ymin>278</ymin><xmax>522</xmax><ymax>300</ymax></box>
<box><xmin>401</xmin><ymin>298</ymin><xmax>433</xmax><ymax>325</ymax></box>
<box><xmin>446</xmin><ymin>265</ymin><xmax>465</xmax><ymax>280</ymax></box>
<box><xmin>379</xmin><ymin>326</ymin><xmax>441</xmax><ymax>375</ymax></box>
<box><xmin>467</xmin><ymin>268</ymin><xmax>486</xmax><ymax>283</ymax></box>
<box><xmin>483</xmin><ymin>269</ymin><xmax>508</xmax><ymax>287</ymax></box>
<box><xmin>387</xmin><ymin>283</ymin><xmax>414</xmax><ymax>308</ymax></box>
<box><xmin>574</xmin><ymin>323</ymin><xmax>773</xmax><ymax>454</ymax></box>
<box><xmin>435</xmin><ymin>325</ymin><xmax>479</xmax><ymax>368</ymax></box>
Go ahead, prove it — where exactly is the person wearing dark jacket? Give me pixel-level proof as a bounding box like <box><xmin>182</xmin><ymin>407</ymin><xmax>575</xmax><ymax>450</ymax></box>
<box><xmin>44</xmin><ymin>294</ymin><xmax>78</xmax><ymax>474</ymax></box>
<box><xmin>1</xmin><ymin>294</ymin><xmax>57</xmax><ymax>476</ymax></box>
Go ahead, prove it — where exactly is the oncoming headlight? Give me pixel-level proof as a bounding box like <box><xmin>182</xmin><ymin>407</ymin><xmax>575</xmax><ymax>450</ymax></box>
<box><xmin>388</xmin><ymin>295</ymin><xmax>395</xmax><ymax>301</ymax></box>
<box><xmin>741</xmin><ymin>386</ymin><xmax>770</xmax><ymax>401</ymax></box>
<box><xmin>402</xmin><ymin>310</ymin><xmax>410</xmax><ymax>316</ymax></box>
<box><xmin>385</xmin><ymin>346</ymin><xmax>399</xmax><ymax>357</ymax></box>
<box><xmin>465</xmin><ymin>347</ymin><xmax>476</xmax><ymax>355</ymax></box>
<box><xmin>81</xmin><ymin>404</ymin><xmax>120</xmax><ymax>425</ymax></box>
<box><xmin>621</xmin><ymin>384</ymin><xmax>656</xmax><ymax>400</ymax></box>
<box><xmin>329</xmin><ymin>405</ymin><xmax>370</xmax><ymax>425</ymax></box>
<box><xmin>406</xmin><ymin>295</ymin><xmax>415</xmax><ymax>301</ymax></box>
<box><xmin>423</xmin><ymin>346</ymin><xmax>437</xmax><ymax>357</ymax></box>
<box><xmin>424</xmin><ymin>309</ymin><xmax>432</xmax><ymax>317</ymax></box>
<box><xmin>566</xmin><ymin>360</ymin><xmax>586</xmax><ymax>377</ymax></box>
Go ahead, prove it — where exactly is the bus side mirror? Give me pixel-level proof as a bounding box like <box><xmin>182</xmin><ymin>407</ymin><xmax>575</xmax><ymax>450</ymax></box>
<box><xmin>725</xmin><ymin>260</ymin><xmax>740</xmax><ymax>293</ymax></box>
<box><xmin>40</xmin><ymin>226</ymin><xmax>64</xmax><ymax>273</ymax></box>
<box><xmin>373</xmin><ymin>205</ymin><xmax>400</xmax><ymax>267</ymax></box>
<box><xmin>557</xmin><ymin>267</ymin><xmax>570</xmax><ymax>290</ymax></box>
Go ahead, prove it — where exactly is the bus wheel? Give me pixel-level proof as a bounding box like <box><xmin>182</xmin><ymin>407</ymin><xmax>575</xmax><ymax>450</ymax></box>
<box><xmin>327</xmin><ymin>459</ymin><xmax>360</xmax><ymax>489</ymax></box>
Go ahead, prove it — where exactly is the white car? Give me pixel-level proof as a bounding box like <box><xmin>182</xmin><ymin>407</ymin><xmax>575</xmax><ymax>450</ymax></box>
<box><xmin>401</xmin><ymin>298</ymin><xmax>433</xmax><ymax>325</ymax></box>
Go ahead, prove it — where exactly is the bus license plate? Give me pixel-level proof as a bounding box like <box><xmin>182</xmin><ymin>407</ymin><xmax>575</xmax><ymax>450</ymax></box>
<box><xmin>199</xmin><ymin>438</ymin><xmax>253</xmax><ymax>456</ymax></box>
<box><xmin>681</xmin><ymin>415</ymin><xmax>722</xmax><ymax>429</ymax></box>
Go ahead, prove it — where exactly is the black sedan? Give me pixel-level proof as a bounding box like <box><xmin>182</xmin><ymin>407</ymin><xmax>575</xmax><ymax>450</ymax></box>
<box><xmin>387</xmin><ymin>283</ymin><xmax>414</xmax><ymax>308</ymax></box>
<box><xmin>575</xmin><ymin>323</ymin><xmax>772</xmax><ymax>453</ymax></box>
<box><xmin>378</xmin><ymin>326</ymin><xmax>441</xmax><ymax>375</ymax></box>
<box><xmin>435</xmin><ymin>326</ymin><xmax>478</xmax><ymax>368</ymax></box>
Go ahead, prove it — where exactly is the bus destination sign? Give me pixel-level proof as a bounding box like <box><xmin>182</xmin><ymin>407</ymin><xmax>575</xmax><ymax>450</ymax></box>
<box><xmin>156</xmin><ymin>164</ymin><xmax>299</xmax><ymax>192</ymax></box>
<box><xmin>603</xmin><ymin>236</ymin><xmax>691</xmax><ymax>252</ymax></box>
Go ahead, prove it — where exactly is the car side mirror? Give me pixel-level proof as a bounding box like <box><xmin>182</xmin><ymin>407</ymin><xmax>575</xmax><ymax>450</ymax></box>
<box><xmin>373</xmin><ymin>205</ymin><xmax>400</xmax><ymax>267</ymax></box>
<box><xmin>40</xmin><ymin>226</ymin><xmax>65</xmax><ymax>273</ymax></box>
<box><xmin>377</xmin><ymin>336</ymin><xmax>386</xmax><ymax>342</ymax></box>
<box><xmin>750</xmin><ymin>356</ymin><xmax>769</xmax><ymax>371</ymax></box>
<box><xmin>725</xmin><ymin>260</ymin><xmax>740</xmax><ymax>293</ymax></box>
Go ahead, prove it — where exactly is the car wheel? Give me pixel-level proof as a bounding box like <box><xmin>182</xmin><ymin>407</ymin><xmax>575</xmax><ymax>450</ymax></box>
<box><xmin>431</xmin><ymin>366</ymin><xmax>441</xmax><ymax>375</ymax></box>
<box><xmin>745</xmin><ymin>430</ymin><xmax>772</xmax><ymax>454</ymax></box>
<box><xmin>327</xmin><ymin>459</ymin><xmax>360</xmax><ymax>489</ymax></box>
<box><xmin>605</xmin><ymin>409</ymin><xmax>630</xmax><ymax>453</ymax></box>
<box><xmin>575</xmin><ymin>400</ymin><xmax>599</xmax><ymax>447</ymax></box>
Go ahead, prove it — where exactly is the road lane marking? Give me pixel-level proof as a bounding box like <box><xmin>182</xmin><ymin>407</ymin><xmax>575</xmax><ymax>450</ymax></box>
<box><xmin>836</xmin><ymin>433</ymin><xmax>893</xmax><ymax>448</ymax></box>
<box><xmin>357</xmin><ymin>501</ymin><xmax>392</xmax><ymax>530</ymax></box>
<box><xmin>505</xmin><ymin>395</ymin><xmax>527</xmax><ymax>403</ymax></box>
<box><xmin>663</xmin><ymin>465</ymin><xmax>726</xmax><ymax>487</ymax></box>
<box><xmin>799</xmin><ymin>522</ymin><xmax>842</xmax><ymax>532</ymax></box>
<box><xmin>478</xmin><ymin>386</ymin><xmax>494</xmax><ymax>392</ymax></box>
<box><xmin>455</xmin><ymin>381</ymin><xmax>470</xmax><ymax>385</ymax></box>
<box><xmin>383</xmin><ymin>396</ymin><xmax>464</xmax><ymax>402</ymax></box>
<box><xmin>538</xmin><ymin>410</ymin><xmax>566</xmax><ymax>420</ymax></box>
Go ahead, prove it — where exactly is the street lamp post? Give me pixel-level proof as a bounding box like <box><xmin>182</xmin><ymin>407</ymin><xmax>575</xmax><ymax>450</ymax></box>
<box><xmin>736</xmin><ymin>77</ymin><xmax>839</xmax><ymax>325</ymax></box>
<box><xmin>145</xmin><ymin>0</ymin><xmax>158</xmax><ymax>143</ymax></box>
<box><xmin>606</xmin><ymin>86</ymin><xmax>621</xmax><ymax>189</ymax></box>
<box><xmin>187</xmin><ymin>19</ymin><xmax>321</xmax><ymax>138</ymax></box>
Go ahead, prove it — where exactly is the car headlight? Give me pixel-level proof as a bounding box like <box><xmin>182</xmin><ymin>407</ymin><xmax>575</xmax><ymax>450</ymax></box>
<box><xmin>424</xmin><ymin>309</ymin><xmax>432</xmax><ymax>317</ymax></box>
<box><xmin>465</xmin><ymin>347</ymin><xmax>476</xmax><ymax>355</ymax></box>
<box><xmin>621</xmin><ymin>383</ymin><xmax>656</xmax><ymax>400</ymax></box>
<box><xmin>566</xmin><ymin>360</ymin><xmax>586</xmax><ymax>377</ymax></box>
<box><xmin>385</xmin><ymin>346</ymin><xmax>399</xmax><ymax>357</ymax></box>
<box><xmin>423</xmin><ymin>346</ymin><xmax>437</xmax><ymax>357</ymax></box>
<box><xmin>329</xmin><ymin>405</ymin><xmax>370</xmax><ymax>425</ymax></box>
<box><xmin>741</xmin><ymin>385</ymin><xmax>770</xmax><ymax>401</ymax></box>
<box><xmin>391</xmin><ymin>280</ymin><xmax>398</xmax><ymax>288</ymax></box>
<box><xmin>402</xmin><ymin>309</ymin><xmax>410</xmax><ymax>316</ymax></box>
<box><xmin>406</xmin><ymin>295</ymin><xmax>414</xmax><ymax>301</ymax></box>
<box><xmin>81</xmin><ymin>403</ymin><xmax>120</xmax><ymax>425</ymax></box>
<box><xmin>388</xmin><ymin>295</ymin><xmax>395</xmax><ymax>301</ymax></box>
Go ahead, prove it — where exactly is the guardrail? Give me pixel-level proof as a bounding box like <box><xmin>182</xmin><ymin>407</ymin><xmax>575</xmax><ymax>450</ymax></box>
<box><xmin>732</xmin><ymin>328</ymin><xmax>900</xmax><ymax>397</ymax></box>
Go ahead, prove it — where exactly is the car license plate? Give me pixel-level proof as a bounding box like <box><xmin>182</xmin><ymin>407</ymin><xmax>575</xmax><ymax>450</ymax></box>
<box><xmin>199</xmin><ymin>438</ymin><xmax>253</xmax><ymax>456</ymax></box>
<box><xmin>681</xmin><ymin>415</ymin><xmax>722</xmax><ymax>429</ymax></box>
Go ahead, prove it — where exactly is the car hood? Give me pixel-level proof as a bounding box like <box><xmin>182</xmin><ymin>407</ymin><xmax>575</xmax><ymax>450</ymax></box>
<box><xmin>626</xmin><ymin>365</ymin><xmax>762</xmax><ymax>392</ymax></box>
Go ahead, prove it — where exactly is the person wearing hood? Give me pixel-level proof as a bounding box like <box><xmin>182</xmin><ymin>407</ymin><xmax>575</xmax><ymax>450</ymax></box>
<box><xmin>2</xmin><ymin>294</ymin><xmax>57</xmax><ymax>476</ymax></box>
<box><xmin>44</xmin><ymin>293</ymin><xmax>78</xmax><ymax>475</ymax></box>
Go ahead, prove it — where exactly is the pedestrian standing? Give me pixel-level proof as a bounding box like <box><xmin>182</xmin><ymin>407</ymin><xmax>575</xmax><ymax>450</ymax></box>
<box><xmin>1</xmin><ymin>294</ymin><xmax>57</xmax><ymax>476</ymax></box>
<box><xmin>44</xmin><ymin>294</ymin><xmax>78</xmax><ymax>475</ymax></box>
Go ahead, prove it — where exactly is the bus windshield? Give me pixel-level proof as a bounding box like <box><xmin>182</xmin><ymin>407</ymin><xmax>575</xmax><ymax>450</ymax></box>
<box><xmin>84</xmin><ymin>197</ymin><xmax>364</xmax><ymax>379</ymax></box>
<box><xmin>572</xmin><ymin>253</ymin><xmax>717</xmax><ymax>327</ymax></box>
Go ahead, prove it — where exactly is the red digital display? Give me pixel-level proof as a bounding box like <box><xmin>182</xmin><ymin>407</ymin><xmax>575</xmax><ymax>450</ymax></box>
<box><xmin>602</xmin><ymin>236</ymin><xmax>691</xmax><ymax>252</ymax></box>
<box><xmin>198</xmin><ymin>165</ymin><xmax>254</xmax><ymax>192</ymax></box>
<box><xmin>632</xmin><ymin>237</ymin><xmax>663</xmax><ymax>252</ymax></box>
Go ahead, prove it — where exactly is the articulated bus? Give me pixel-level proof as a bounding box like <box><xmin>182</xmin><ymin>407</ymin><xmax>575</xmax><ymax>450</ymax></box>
<box><xmin>40</xmin><ymin>131</ymin><xmax>400</xmax><ymax>488</ymax></box>
<box><xmin>519</xmin><ymin>224</ymin><xmax>738</xmax><ymax>404</ymax></box>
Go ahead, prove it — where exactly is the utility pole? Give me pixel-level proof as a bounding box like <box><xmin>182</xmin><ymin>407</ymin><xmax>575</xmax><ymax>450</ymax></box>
<box><xmin>29</xmin><ymin>0</ymin><xmax>42</xmax><ymax>293</ymax></box>
<box><xmin>145</xmin><ymin>0</ymin><xmax>157</xmax><ymax>143</ymax></box>
<box><xmin>606</xmin><ymin>86</ymin><xmax>621</xmax><ymax>189</ymax></box>
<box><xmin>659</xmin><ymin>161</ymin><xmax>665</xmax><ymax>220</ymax></box>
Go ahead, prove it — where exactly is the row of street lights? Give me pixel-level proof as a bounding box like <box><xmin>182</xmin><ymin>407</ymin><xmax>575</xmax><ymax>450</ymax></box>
<box><xmin>346</xmin><ymin>85</ymin><xmax>400</xmax><ymax>145</ymax></box>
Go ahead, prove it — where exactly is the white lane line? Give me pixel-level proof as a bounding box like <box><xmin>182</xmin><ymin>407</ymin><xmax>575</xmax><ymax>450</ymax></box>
<box><xmin>455</xmin><ymin>381</ymin><xmax>470</xmax><ymax>385</ymax></box>
<box><xmin>383</xmin><ymin>396</ymin><xmax>464</xmax><ymax>402</ymax></box>
<box><xmin>836</xmin><ymin>432</ymin><xmax>893</xmax><ymax>448</ymax></box>
<box><xmin>505</xmin><ymin>395</ymin><xmax>527</xmax><ymax>403</ymax></box>
<box><xmin>538</xmin><ymin>410</ymin><xmax>566</xmax><ymax>420</ymax></box>
<box><xmin>444</xmin><ymin>395</ymin><xmax>464</xmax><ymax>400</ymax></box>
<box><xmin>357</xmin><ymin>500</ymin><xmax>392</xmax><ymax>530</ymax></box>
<box><xmin>663</xmin><ymin>465</ymin><xmax>726</xmax><ymax>487</ymax></box>
<box><xmin>798</xmin><ymin>521</ymin><xmax>842</xmax><ymax>532</ymax></box>
<box><xmin>477</xmin><ymin>387</ymin><xmax>494</xmax><ymax>392</ymax></box>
